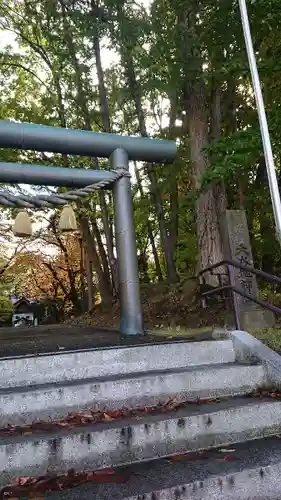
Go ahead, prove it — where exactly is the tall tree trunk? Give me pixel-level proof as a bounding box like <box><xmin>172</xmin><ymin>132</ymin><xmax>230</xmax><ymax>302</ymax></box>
<box><xmin>91</xmin><ymin>0</ymin><xmax>112</xmax><ymax>133</ymax></box>
<box><xmin>115</xmin><ymin>4</ymin><xmax>178</xmax><ymax>283</ymax></box>
<box><xmin>91</xmin><ymin>218</ymin><xmax>112</xmax><ymax>288</ymax></box>
<box><xmin>90</xmin><ymin>6</ymin><xmax>124</xmax><ymax>293</ymax></box>
<box><xmin>138</xmin><ymin>250</ymin><xmax>150</xmax><ymax>283</ymax></box>
<box><xmin>180</xmin><ymin>3</ymin><xmax>223</xmax><ymax>280</ymax></box>
<box><xmin>225</xmin><ymin>77</ymin><xmax>239</xmax><ymax>207</ymax></box>
<box><xmin>92</xmin><ymin>157</ymin><xmax>118</xmax><ymax>294</ymax></box>
<box><xmin>210</xmin><ymin>82</ymin><xmax>228</xmax><ymax>234</ymax></box>
<box><xmin>133</xmin><ymin>162</ymin><xmax>163</xmax><ymax>281</ymax></box>
<box><xmin>84</xmin><ymin>246</ymin><xmax>96</xmax><ymax>311</ymax></box>
<box><xmin>53</xmin><ymin>72</ymin><xmax>67</xmax><ymax>129</ymax></box>
<box><xmin>60</xmin><ymin>0</ymin><xmax>114</xmax><ymax>301</ymax></box>
<box><xmin>121</xmin><ymin>55</ymin><xmax>177</xmax><ymax>281</ymax></box>
<box><xmin>256</xmin><ymin>156</ymin><xmax>274</xmax><ymax>273</ymax></box>
<box><xmin>59</xmin><ymin>0</ymin><xmax>92</xmax><ymax>129</ymax></box>
<box><xmin>168</xmin><ymin>96</ymin><xmax>179</xmax><ymax>258</ymax></box>
<box><xmin>50</xmin><ymin>220</ymin><xmax>82</xmax><ymax>312</ymax></box>
<box><xmin>79</xmin><ymin>216</ymin><xmax>113</xmax><ymax>307</ymax></box>
<box><xmin>78</xmin><ymin>235</ymin><xmax>86</xmax><ymax>312</ymax></box>
<box><xmin>184</xmin><ymin>79</ymin><xmax>224</xmax><ymax>280</ymax></box>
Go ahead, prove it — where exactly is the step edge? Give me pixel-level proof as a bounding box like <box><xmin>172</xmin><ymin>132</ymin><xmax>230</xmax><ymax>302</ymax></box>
<box><xmin>0</xmin><ymin>339</ymin><xmax>234</xmax><ymax>362</ymax></box>
<box><xmin>0</xmin><ymin>396</ymin><xmax>279</xmax><ymax>445</ymax></box>
<box><xmin>0</xmin><ymin>362</ymin><xmax>264</xmax><ymax>395</ymax></box>
<box><xmin>122</xmin><ymin>461</ymin><xmax>281</xmax><ymax>500</ymax></box>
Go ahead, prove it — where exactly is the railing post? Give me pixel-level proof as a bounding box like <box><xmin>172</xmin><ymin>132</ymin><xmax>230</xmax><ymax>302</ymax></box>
<box><xmin>111</xmin><ymin>148</ymin><xmax>144</xmax><ymax>336</ymax></box>
<box><xmin>199</xmin><ymin>273</ymin><xmax>207</xmax><ymax>308</ymax></box>
<box><xmin>227</xmin><ymin>264</ymin><xmax>241</xmax><ymax>330</ymax></box>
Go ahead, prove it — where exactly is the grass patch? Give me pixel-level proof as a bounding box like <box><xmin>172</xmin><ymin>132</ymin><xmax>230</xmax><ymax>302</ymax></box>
<box><xmin>151</xmin><ymin>326</ymin><xmax>281</xmax><ymax>354</ymax></box>
<box><xmin>148</xmin><ymin>327</ymin><xmax>213</xmax><ymax>338</ymax></box>
<box><xmin>250</xmin><ymin>328</ymin><xmax>281</xmax><ymax>354</ymax></box>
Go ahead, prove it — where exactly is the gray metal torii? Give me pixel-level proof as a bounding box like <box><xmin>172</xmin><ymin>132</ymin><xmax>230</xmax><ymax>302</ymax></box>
<box><xmin>0</xmin><ymin>119</ymin><xmax>176</xmax><ymax>336</ymax></box>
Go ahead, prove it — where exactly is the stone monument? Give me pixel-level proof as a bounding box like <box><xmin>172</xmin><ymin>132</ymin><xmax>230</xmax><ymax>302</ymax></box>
<box><xmin>222</xmin><ymin>210</ymin><xmax>275</xmax><ymax>330</ymax></box>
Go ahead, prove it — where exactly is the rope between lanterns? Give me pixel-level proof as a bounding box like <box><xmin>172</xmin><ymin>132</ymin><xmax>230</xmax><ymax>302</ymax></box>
<box><xmin>7</xmin><ymin>169</ymin><xmax>130</xmax><ymax>237</ymax></box>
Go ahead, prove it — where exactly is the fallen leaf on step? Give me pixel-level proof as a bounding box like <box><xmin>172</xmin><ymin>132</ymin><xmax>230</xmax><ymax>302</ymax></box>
<box><xmin>56</xmin><ymin>422</ymin><xmax>71</xmax><ymax>428</ymax></box>
<box><xmin>105</xmin><ymin>409</ymin><xmax>124</xmax><ymax>419</ymax></box>
<box><xmin>165</xmin><ymin>398</ymin><xmax>182</xmax><ymax>410</ymax></box>
<box><xmin>91</xmin><ymin>468</ymin><xmax>129</xmax><ymax>484</ymax></box>
<box><xmin>16</xmin><ymin>477</ymin><xmax>36</xmax><ymax>486</ymax></box>
<box><xmin>216</xmin><ymin>454</ymin><xmax>234</xmax><ymax>462</ymax></box>
<box><xmin>79</xmin><ymin>413</ymin><xmax>94</xmax><ymax>420</ymax></box>
<box><xmin>103</xmin><ymin>413</ymin><xmax>114</xmax><ymax>421</ymax></box>
<box><xmin>166</xmin><ymin>451</ymin><xmax>205</xmax><ymax>462</ymax></box>
<box><xmin>204</xmin><ymin>398</ymin><xmax>220</xmax><ymax>404</ymax></box>
<box><xmin>94</xmin><ymin>468</ymin><xmax>115</xmax><ymax>476</ymax></box>
<box><xmin>168</xmin><ymin>454</ymin><xmax>188</xmax><ymax>461</ymax></box>
<box><xmin>2</xmin><ymin>467</ymin><xmax>132</xmax><ymax>498</ymax></box>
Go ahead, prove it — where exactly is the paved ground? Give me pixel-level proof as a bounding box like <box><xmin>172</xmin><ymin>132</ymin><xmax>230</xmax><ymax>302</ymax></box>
<box><xmin>0</xmin><ymin>325</ymin><xmax>214</xmax><ymax>357</ymax></box>
<box><xmin>44</xmin><ymin>436</ymin><xmax>281</xmax><ymax>499</ymax></box>
<box><xmin>0</xmin><ymin>323</ymin><xmax>219</xmax><ymax>500</ymax></box>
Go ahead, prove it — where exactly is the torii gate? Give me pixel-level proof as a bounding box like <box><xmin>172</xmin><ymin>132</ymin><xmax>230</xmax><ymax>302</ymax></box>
<box><xmin>0</xmin><ymin>0</ymin><xmax>279</xmax><ymax>337</ymax></box>
<box><xmin>0</xmin><ymin>119</ymin><xmax>176</xmax><ymax>337</ymax></box>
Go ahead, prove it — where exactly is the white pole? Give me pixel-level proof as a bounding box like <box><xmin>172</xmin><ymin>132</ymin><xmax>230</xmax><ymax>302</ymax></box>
<box><xmin>238</xmin><ymin>0</ymin><xmax>281</xmax><ymax>243</ymax></box>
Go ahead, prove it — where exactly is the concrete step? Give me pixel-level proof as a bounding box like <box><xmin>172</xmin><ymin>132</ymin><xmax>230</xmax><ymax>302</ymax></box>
<box><xmin>0</xmin><ymin>339</ymin><xmax>235</xmax><ymax>389</ymax></box>
<box><xmin>44</xmin><ymin>436</ymin><xmax>281</xmax><ymax>500</ymax></box>
<box><xmin>0</xmin><ymin>362</ymin><xmax>265</xmax><ymax>427</ymax></box>
<box><xmin>1</xmin><ymin>397</ymin><xmax>281</xmax><ymax>484</ymax></box>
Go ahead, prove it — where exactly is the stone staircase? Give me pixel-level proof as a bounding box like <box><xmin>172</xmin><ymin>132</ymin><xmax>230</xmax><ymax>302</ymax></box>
<box><xmin>2</xmin><ymin>329</ymin><xmax>281</xmax><ymax>498</ymax></box>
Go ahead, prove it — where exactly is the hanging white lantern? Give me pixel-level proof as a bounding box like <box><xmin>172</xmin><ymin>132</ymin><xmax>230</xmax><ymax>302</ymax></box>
<box><xmin>13</xmin><ymin>211</ymin><xmax>32</xmax><ymax>238</ymax></box>
<box><xmin>58</xmin><ymin>205</ymin><xmax>78</xmax><ymax>232</ymax></box>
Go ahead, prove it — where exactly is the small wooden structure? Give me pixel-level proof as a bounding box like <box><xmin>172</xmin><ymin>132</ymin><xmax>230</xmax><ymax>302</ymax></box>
<box><xmin>12</xmin><ymin>297</ymin><xmax>39</xmax><ymax>327</ymax></box>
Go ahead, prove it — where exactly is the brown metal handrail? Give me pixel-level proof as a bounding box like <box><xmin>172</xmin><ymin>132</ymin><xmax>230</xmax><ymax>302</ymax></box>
<box><xmin>199</xmin><ymin>259</ymin><xmax>281</xmax><ymax>329</ymax></box>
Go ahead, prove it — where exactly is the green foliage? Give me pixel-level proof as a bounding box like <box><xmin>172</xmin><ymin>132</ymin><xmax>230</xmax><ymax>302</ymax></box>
<box><xmin>201</xmin><ymin>127</ymin><xmax>262</xmax><ymax>189</ymax></box>
<box><xmin>0</xmin><ymin>296</ymin><xmax>13</xmax><ymax>325</ymax></box>
<box><xmin>0</xmin><ymin>0</ymin><xmax>281</xmax><ymax>293</ymax></box>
